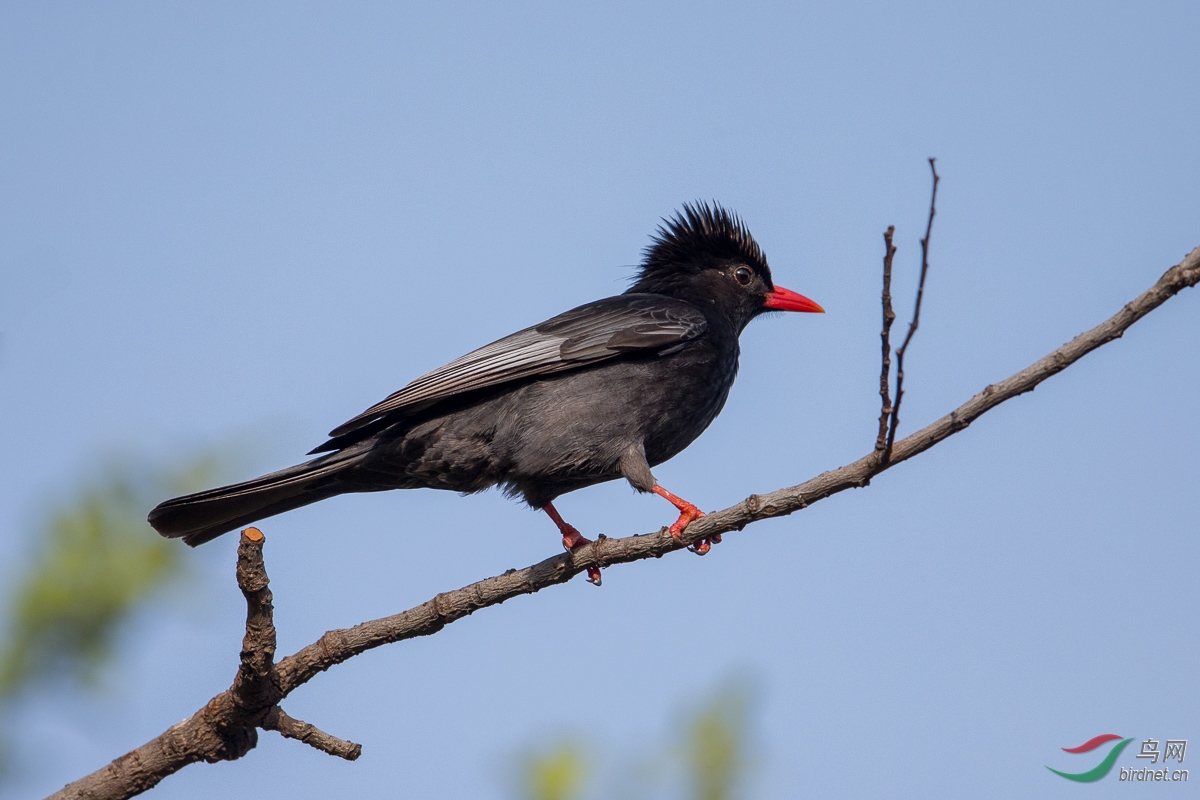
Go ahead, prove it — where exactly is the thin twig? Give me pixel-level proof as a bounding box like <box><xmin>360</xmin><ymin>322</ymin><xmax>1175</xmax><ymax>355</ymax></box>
<box><xmin>48</xmin><ymin>243</ymin><xmax>1200</xmax><ymax>800</ymax></box>
<box><xmin>886</xmin><ymin>158</ymin><xmax>940</xmax><ymax>460</ymax></box>
<box><xmin>875</xmin><ymin>225</ymin><xmax>898</xmax><ymax>456</ymax></box>
<box><xmin>262</xmin><ymin>707</ymin><xmax>362</xmax><ymax>761</ymax></box>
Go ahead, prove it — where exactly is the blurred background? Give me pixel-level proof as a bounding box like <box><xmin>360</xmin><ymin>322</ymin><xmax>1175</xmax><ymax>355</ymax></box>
<box><xmin>1</xmin><ymin>2</ymin><xmax>1197</xmax><ymax>798</ymax></box>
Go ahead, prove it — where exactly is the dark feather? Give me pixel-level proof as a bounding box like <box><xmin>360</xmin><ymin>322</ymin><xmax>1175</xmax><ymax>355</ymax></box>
<box><xmin>317</xmin><ymin>295</ymin><xmax>707</xmax><ymax>446</ymax></box>
<box><xmin>147</xmin><ymin>446</ymin><xmax>370</xmax><ymax>546</ymax></box>
<box><xmin>629</xmin><ymin>201</ymin><xmax>772</xmax><ymax>296</ymax></box>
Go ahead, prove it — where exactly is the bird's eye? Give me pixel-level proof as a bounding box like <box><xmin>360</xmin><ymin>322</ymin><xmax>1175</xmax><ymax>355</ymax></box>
<box><xmin>734</xmin><ymin>266</ymin><xmax>753</xmax><ymax>286</ymax></box>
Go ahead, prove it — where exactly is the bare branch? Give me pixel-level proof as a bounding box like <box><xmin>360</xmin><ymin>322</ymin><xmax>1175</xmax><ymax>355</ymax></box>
<box><xmin>886</xmin><ymin>158</ymin><xmax>940</xmax><ymax>460</ymax></box>
<box><xmin>232</xmin><ymin>528</ymin><xmax>278</xmax><ymax>713</ymax></box>
<box><xmin>276</xmin><ymin>244</ymin><xmax>1200</xmax><ymax>689</ymax></box>
<box><xmin>49</xmin><ymin>243</ymin><xmax>1200</xmax><ymax>800</ymax></box>
<box><xmin>271</xmin><ymin>245</ymin><xmax>1199</xmax><ymax>684</ymax></box>
<box><xmin>875</xmin><ymin>225</ymin><xmax>898</xmax><ymax>455</ymax></box>
<box><xmin>49</xmin><ymin>530</ymin><xmax>354</xmax><ymax>800</ymax></box>
<box><xmin>261</xmin><ymin>707</ymin><xmax>362</xmax><ymax>761</ymax></box>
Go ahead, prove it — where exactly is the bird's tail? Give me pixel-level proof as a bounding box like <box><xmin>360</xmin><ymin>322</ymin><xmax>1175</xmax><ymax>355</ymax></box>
<box><xmin>148</xmin><ymin>450</ymin><xmax>366</xmax><ymax>546</ymax></box>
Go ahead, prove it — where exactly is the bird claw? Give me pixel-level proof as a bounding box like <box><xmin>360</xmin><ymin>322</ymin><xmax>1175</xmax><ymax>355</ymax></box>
<box><xmin>543</xmin><ymin>503</ymin><xmax>602</xmax><ymax>586</ymax></box>
<box><xmin>655</xmin><ymin>486</ymin><xmax>706</xmax><ymax>548</ymax></box>
<box><xmin>667</xmin><ymin>504</ymin><xmax>706</xmax><ymax>542</ymax></box>
<box><xmin>564</xmin><ymin>536</ymin><xmax>604</xmax><ymax>586</ymax></box>
<box><xmin>560</xmin><ymin>526</ymin><xmax>589</xmax><ymax>552</ymax></box>
<box><xmin>688</xmin><ymin>533</ymin><xmax>722</xmax><ymax>555</ymax></box>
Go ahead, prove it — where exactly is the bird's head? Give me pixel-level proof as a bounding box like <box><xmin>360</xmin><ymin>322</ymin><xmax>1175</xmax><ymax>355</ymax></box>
<box><xmin>628</xmin><ymin>202</ymin><xmax>823</xmax><ymax>331</ymax></box>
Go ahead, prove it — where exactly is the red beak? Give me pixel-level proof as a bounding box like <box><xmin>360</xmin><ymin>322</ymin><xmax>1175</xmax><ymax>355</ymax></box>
<box><xmin>763</xmin><ymin>285</ymin><xmax>824</xmax><ymax>313</ymax></box>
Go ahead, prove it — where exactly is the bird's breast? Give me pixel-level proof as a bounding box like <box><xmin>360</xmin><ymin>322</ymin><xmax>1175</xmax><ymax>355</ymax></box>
<box><xmin>639</xmin><ymin>338</ymin><xmax>739</xmax><ymax>466</ymax></box>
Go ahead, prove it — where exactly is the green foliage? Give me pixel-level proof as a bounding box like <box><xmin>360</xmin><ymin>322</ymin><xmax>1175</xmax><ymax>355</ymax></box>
<box><xmin>522</xmin><ymin>741</ymin><xmax>587</xmax><ymax>800</ymax></box>
<box><xmin>0</xmin><ymin>455</ymin><xmax>222</xmax><ymax>700</ymax></box>
<box><xmin>515</xmin><ymin>682</ymin><xmax>756</xmax><ymax>800</ymax></box>
<box><xmin>681</xmin><ymin>686</ymin><xmax>753</xmax><ymax>800</ymax></box>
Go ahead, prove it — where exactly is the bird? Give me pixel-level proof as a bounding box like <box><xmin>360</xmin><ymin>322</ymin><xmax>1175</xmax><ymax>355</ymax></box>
<box><xmin>148</xmin><ymin>202</ymin><xmax>823</xmax><ymax>584</ymax></box>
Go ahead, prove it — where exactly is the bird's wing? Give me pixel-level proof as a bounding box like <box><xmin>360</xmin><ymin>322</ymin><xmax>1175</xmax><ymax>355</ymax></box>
<box><xmin>322</xmin><ymin>294</ymin><xmax>707</xmax><ymax>441</ymax></box>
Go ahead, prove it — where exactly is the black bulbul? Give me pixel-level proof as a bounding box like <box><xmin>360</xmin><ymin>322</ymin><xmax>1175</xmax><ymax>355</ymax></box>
<box><xmin>149</xmin><ymin>202</ymin><xmax>823</xmax><ymax>584</ymax></box>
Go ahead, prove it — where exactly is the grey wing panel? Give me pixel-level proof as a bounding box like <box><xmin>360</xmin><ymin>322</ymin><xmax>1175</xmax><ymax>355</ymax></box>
<box><xmin>326</xmin><ymin>329</ymin><xmax>569</xmax><ymax>436</ymax></box>
<box><xmin>326</xmin><ymin>295</ymin><xmax>706</xmax><ymax>438</ymax></box>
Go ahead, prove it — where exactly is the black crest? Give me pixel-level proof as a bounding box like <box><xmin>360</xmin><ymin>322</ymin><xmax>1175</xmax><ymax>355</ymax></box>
<box><xmin>629</xmin><ymin>202</ymin><xmax>771</xmax><ymax>295</ymax></box>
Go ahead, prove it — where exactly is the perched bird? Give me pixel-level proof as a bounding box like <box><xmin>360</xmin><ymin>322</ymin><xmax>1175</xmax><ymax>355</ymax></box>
<box><xmin>148</xmin><ymin>202</ymin><xmax>822</xmax><ymax>583</ymax></box>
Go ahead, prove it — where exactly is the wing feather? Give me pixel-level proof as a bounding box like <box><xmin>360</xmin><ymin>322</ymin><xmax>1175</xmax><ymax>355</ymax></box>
<box><xmin>323</xmin><ymin>295</ymin><xmax>706</xmax><ymax>440</ymax></box>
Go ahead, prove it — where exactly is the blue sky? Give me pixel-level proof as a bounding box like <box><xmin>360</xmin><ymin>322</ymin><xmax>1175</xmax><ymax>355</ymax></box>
<box><xmin>2</xmin><ymin>2</ymin><xmax>1197</xmax><ymax>797</ymax></box>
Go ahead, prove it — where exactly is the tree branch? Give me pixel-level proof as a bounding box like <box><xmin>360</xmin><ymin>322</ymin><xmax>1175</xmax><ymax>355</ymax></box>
<box><xmin>48</xmin><ymin>244</ymin><xmax>1200</xmax><ymax>800</ymax></box>
<box><xmin>261</xmin><ymin>707</ymin><xmax>362</xmax><ymax>761</ymax></box>
<box><xmin>232</xmin><ymin>528</ymin><xmax>277</xmax><ymax>714</ymax></box>
<box><xmin>49</xmin><ymin>530</ymin><xmax>360</xmax><ymax>800</ymax></box>
<box><xmin>874</xmin><ymin>225</ymin><xmax>897</xmax><ymax>454</ymax></box>
<box><xmin>886</xmin><ymin>158</ymin><xmax>940</xmax><ymax>461</ymax></box>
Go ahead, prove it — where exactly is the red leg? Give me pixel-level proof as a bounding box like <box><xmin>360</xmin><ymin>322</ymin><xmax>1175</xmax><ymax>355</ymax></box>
<box><xmin>650</xmin><ymin>485</ymin><xmax>708</xmax><ymax>545</ymax></box>
<box><xmin>544</xmin><ymin>502</ymin><xmax>588</xmax><ymax>550</ymax></box>
<box><xmin>543</xmin><ymin>502</ymin><xmax>602</xmax><ymax>586</ymax></box>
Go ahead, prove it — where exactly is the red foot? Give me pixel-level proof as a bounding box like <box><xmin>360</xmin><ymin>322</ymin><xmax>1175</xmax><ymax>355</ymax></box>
<box><xmin>651</xmin><ymin>485</ymin><xmax>707</xmax><ymax>542</ymax></box>
<box><xmin>543</xmin><ymin>502</ymin><xmax>602</xmax><ymax>586</ymax></box>
<box><xmin>560</xmin><ymin>523</ymin><xmax>588</xmax><ymax>551</ymax></box>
